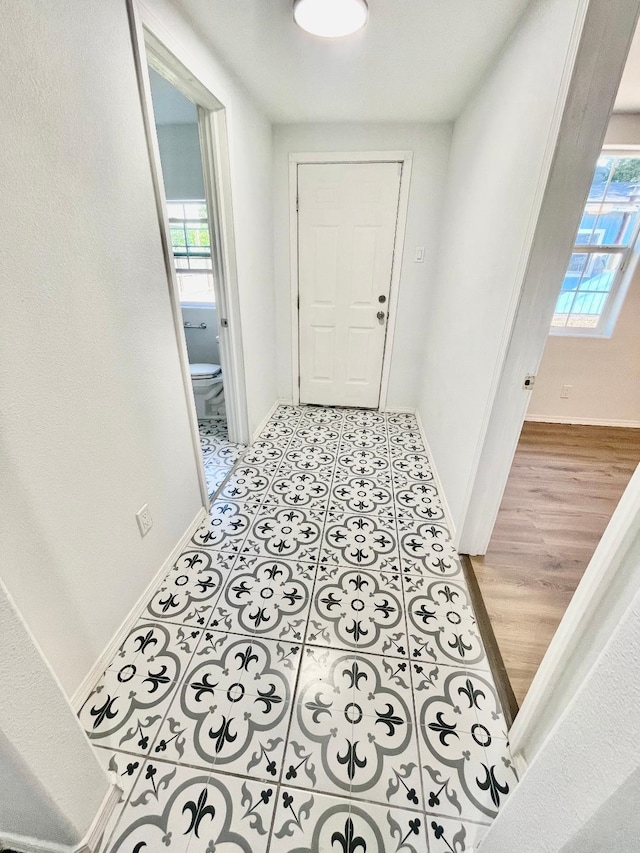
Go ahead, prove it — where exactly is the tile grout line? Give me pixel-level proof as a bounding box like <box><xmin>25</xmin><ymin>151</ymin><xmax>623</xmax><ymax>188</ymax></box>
<box><xmin>86</xmin><ymin>406</ymin><xmax>514</xmax><ymax>850</ymax></box>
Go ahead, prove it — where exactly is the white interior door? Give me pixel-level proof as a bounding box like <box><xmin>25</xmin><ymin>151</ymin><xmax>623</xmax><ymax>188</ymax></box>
<box><xmin>297</xmin><ymin>162</ymin><xmax>402</xmax><ymax>408</ymax></box>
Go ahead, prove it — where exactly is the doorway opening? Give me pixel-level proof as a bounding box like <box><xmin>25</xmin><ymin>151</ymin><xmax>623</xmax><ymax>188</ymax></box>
<box><xmin>467</xmin><ymin>122</ymin><xmax>640</xmax><ymax>713</ymax></box>
<box><xmin>127</xmin><ymin>7</ymin><xmax>250</xmax><ymax>506</ymax></box>
<box><xmin>146</xmin><ymin>67</ymin><xmax>242</xmax><ymax>498</ymax></box>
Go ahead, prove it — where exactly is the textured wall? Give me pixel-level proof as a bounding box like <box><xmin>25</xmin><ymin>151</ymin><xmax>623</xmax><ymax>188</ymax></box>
<box><xmin>0</xmin><ymin>580</ymin><xmax>108</xmax><ymax>844</ymax></box>
<box><xmin>481</xmin><ymin>585</ymin><xmax>640</xmax><ymax>852</ymax></box>
<box><xmin>415</xmin><ymin>0</ymin><xmax>587</xmax><ymax>532</ymax></box>
<box><xmin>0</xmin><ymin>0</ymin><xmax>203</xmax><ymax>695</ymax></box>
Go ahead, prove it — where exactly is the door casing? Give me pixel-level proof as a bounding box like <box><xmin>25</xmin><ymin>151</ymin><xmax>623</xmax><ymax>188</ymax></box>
<box><xmin>127</xmin><ymin>0</ymin><xmax>250</xmax><ymax>511</ymax></box>
<box><xmin>289</xmin><ymin>151</ymin><xmax>413</xmax><ymax>409</ymax></box>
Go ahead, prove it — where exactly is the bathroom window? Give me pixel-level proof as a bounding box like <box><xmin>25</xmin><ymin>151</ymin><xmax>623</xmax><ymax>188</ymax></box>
<box><xmin>167</xmin><ymin>201</ymin><xmax>216</xmax><ymax>304</ymax></box>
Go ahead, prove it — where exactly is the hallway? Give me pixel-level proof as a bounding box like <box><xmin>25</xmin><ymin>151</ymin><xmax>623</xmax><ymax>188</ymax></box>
<box><xmin>79</xmin><ymin>405</ymin><xmax>516</xmax><ymax>852</ymax></box>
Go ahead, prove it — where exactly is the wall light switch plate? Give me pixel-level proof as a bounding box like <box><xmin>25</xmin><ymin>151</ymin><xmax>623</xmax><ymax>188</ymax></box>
<box><xmin>136</xmin><ymin>504</ymin><xmax>153</xmax><ymax>537</ymax></box>
<box><xmin>414</xmin><ymin>246</ymin><xmax>425</xmax><ymax>263</ymax></box>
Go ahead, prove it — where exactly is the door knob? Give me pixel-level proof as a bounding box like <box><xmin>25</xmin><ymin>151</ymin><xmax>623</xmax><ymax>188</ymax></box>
<box><xmin>377</xmin><ymin>310</ymin><xmax>386</xmax><ymax>321</ymax></box>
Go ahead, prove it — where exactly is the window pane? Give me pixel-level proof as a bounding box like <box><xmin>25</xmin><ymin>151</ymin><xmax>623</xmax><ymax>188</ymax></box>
<box><xmin>170</xmin><ymin>227</ymin><xmax>186</xmax><ymax>247</ymax></box>
<box><xmin>167</xmin><ymin>202</ymin><xmax>185</xmax><ymax>218</ymax></box>
<box><xmin>588</xmin><ymin>155</ymin><xmax>614</xmax><ymax>202</ymax></box>
<box><xmin>184</xmin><ymin>203</ymin><xmax>204</xmax><ymax>219</ymax></box>
<box><xmin>177</xmin><ymin>272</ymin><xmax>216</xmax><ymax>304</ymax></box>
<box><xmin>552</xmin><ymin>252</ymin><xmax>621</xmax><ymax>329</ymax></box>
<box><xmin>561</xmin><ymin>253</ymin><xmax>587</xmax><ymax>291</ymax></box>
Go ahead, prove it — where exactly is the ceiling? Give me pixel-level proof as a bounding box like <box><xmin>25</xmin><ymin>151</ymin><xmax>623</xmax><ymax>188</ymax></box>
<box><xmin>173</xmin><ymin>0</ymin><xmax>532</xmax><ymax>123</ymax></box>
<box><xmin>148</xmin><ymin>67</ymin><xmax>198</xmax><ymax>124</ymax></box>
<box><xmin>615</xmin><ymin>20</ymin><xmax>640</xmax><ymax>112</ymax></box>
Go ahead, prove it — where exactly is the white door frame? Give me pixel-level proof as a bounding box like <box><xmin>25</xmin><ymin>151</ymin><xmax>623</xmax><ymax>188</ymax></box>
<box><xmin>458</xmin><ymin>0</ymin><xmax>640</xmax><ymax>556</ymax></box>
<box><xmin>289</xmin><ymin>152</ymin><xmax>413</xmax><ymax>409</ymax></box>
<box><xmin>453</xmin><ymin>0</ymin><xmax>640</xmax><ymax>775</ymax></box>
<box><xmin>127</xmin><ymin>0</ymin><xmax>250</xmax><ymax>511</ymax></box>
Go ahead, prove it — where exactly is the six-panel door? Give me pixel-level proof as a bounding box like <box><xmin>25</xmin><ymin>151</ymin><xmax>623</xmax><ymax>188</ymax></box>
<box><xmin>297</xmin><ymin>162</ymin><xmax>402</xmax><ymax>408</ymax></box>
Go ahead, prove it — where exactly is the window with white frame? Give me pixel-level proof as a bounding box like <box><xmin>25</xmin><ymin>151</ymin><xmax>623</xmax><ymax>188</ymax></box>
<box><xmin>167</xmin><ymin>201</ymin><xmax>216</xmax><ymax>304</ymax></box>
<box><xmin>551</xmin><ymin>151</ymin><xmax>640</xmax><ymax>335</ymax></box>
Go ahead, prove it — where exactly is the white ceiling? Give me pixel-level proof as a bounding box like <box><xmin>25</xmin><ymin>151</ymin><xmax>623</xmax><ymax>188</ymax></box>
<box><xmin>148</xmin><ymin>66</ymin><xmax>198</xmax><ymax>124</ymax></box>
<box><xmin>615</xmin><ymin>20</ymin><xmax>640</xmax><ymax>112</ymax></box>
<box><xmin>173</xmin><ymin>0</ymin><xmax>532</xmax><ymax>123</ymax></box>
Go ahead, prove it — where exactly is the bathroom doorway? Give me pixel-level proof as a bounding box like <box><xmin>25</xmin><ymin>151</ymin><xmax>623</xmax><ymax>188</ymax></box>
<box><xmin>147</xmin><ymin>68</ymin><xmax>241</xmax><ymax>498</ymax></box>
<box><xmin>129</xmin><ymin>20</ymin><xmax>250</xmax><ymax>505</ymax></box>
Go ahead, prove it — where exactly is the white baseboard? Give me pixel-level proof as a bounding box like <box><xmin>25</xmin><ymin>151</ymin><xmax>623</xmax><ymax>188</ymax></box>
<box><xmin>526</xmin><ymin>414</ymin><xmax>640</xmax><ymax>428</ymax></box>
<box><xmin>0</xmin><ymin>780</ymin><xmax>122</xmax><ymax>853</ymax></box>
<box><xmin>384</xmin><ymin>405</ymin><xmax>416</xmax><ymax>414</ymax></box>
<box><xmin>414</xmin><ymin>407</ymin><xmax>457</xmax><ymax>542</ymax></box>
<box><xmin>70</xmin><ymin>506</ymin><xmax>207</xmax><ymax>712</ymax></box>
<box><xmin>251</xmin><ymin>398</ymin><xmax>282</xmax><ymax>443</ymax></box>
<box><xmin>511</xmin><ymin>750</ymin><xmax>529</xmax><ymax>780</ymax></box>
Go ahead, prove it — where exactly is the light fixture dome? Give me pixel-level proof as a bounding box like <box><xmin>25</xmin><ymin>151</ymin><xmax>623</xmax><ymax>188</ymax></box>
<box><xmin>293</xmin><ymin>0</ymin><xmax>368</xmax><ymax>39</ymax></box>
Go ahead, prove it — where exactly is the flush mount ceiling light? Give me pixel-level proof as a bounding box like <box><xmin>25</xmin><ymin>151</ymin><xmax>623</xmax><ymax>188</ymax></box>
<box><xmin>293</xmin><ymin>0</ymin><xmax>369</xmax><ymax>38</ymax></box>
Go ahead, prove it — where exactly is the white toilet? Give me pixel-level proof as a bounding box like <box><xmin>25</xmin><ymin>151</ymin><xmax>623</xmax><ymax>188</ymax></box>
<box><xmin>189</xmin><ymin>363</ymin><xmax>225</xmax><ymax>420</ymax></box>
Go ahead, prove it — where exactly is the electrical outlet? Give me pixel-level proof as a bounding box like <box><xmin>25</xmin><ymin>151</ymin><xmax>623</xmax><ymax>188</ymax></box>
<box><xmin>560</xmin><ymin>384</ymin><xmax>572</xmax><ymax>399</ymax></box>
<box><xmin>136</xmin><ymin>504</ymin><xmax>153</xmax><ymax>537</ymax></box>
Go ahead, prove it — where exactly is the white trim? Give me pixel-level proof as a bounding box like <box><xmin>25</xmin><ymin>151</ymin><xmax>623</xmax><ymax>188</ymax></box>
<box><xmin>525</xmin><ymin>414</ymin><xmax>640</xmax><ymax>428</ymax></box>
<box><xmin>0</xmin><ymin>781</ymin><xmax>122</xmax><ymax>853</ymax></box>
<box><xmin>288</xmin><ymin>151</ymin><xmax>413</xmax><ymax>409</ymax></box>
<box><xmin>510</xmin><ymin>462</ymin><xmax>640</xmax><ymax>763</ymax></box>
<box><xmin>129</xmin><ymin>0</ymin><xmax>251</xmax><ymax>448</ymax></box>
<box><xmin>126</xmin><ymin>0</ymin><xmax>210</xmax><ymax>510</ymax></box>
<box><xmin>251</xmin><ymin>398</ymin><xmax>281</xmax><ymax>443</ymax></box>
<box><xmin>458</xmin><ymin>0</ymin><xmax>591</xmax><ymax>548</ymax></box>
<box><xmin>395</xmin><ymin>406</ymin><xmax>457</xmax><ymax>541</ymax></box>
<box><xmin>70</xmin><ymin>506</ymin><xmax>207</xmax><ymax>712</ymax></box>
<box><xmin>458</xmin><ymin>0</ymin><xmax>639</xmax><ymax>555</ymax></box>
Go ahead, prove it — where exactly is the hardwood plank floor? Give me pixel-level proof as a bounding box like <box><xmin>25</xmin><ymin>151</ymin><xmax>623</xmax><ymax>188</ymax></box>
<box><xmin>468</xmin><ymin>421</ymin><xmax>640</xmax><ymax>707</ymax></box>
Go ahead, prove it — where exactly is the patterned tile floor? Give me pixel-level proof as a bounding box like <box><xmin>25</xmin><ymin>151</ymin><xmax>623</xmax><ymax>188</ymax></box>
<box><xmin>81</xmin><ymin>405</ymin><xmax>517</xmax><ymax>853</ymax></box>
<box><xmin>199</xmin><ymin>419</ymin><xmax>244</xmax><ymax>498</ymax></box>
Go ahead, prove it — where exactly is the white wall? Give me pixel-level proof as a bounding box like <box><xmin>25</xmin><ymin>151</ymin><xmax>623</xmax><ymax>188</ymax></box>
<box><xmin>0</xmin><ymin>0</ymin><xmax>277</xmax><ymax>697</ymax></box>
<box><xmin>0</xmin><ymin>580</ymin><xmax>109</xmax><ymax>847</ymax></box>
<box><xmin>528</xmin><ymin>114</ymin><xmax>640</xmax><ymax>427</ymax></box>
<box><xmin>481</xmin><ymin>583</ymin><xmax>640</xmax><ymax>852</ymax></box>
<box><xmin>415</xmin><ymin>0</ymin><xmax>591</xmax><ymax>533</ymax></box>
<box><xmin>272</xmin><ymin>123</ymin><xmax>452</xmax><ymax>409</ymax></box>
<box><xmin>155</xmin><ymin>124</ymin><xmax>206</xmax><ymax>199</ymax></box>
<box><xmin>142</xmin><ymin>0</ymin><xmax>278</xmax><ymax>438</ymax></box>
<box><xmin>0</xmin><ymin>0</ymin><xmax>204</xmax><ymax>697</ymax></box>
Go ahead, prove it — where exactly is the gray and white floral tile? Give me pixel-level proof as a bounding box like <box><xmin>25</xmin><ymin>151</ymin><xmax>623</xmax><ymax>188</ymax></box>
<box><xmin>218</xmin><ymin>464</ymin><xmax>273</xmax><ymax>503</ymax></box>
<box><xmin>191</xmin><ymin>499</ymin><xmax>258</xmax><ymax>553</ymax></box>
<box><xmin>241</xmin><ymin>506</ymin><xmax>323</xmax><ymax>563</ymax></box>
<box><xmin>199</xmin><ymin>420</ymin><xmax>243</xmax><ymax>499</ymax></box>
<box><xmin>404</xmin><ymin>577</ymin><xmax>489</xmax><ymax>670</ymax></box>
<box><xmin>397</xmin><ymin>519</ymin><xmax>463</xmax><ymax>578</ymax></box>
<box><xmin>79</xmin><ymin>669</ymin><xmax>178</xmax><ymax>754</ymax></box>
<box><xmin>207</xmin><ymin>557</ymin><xmax>315</xmax><ymax>642</ymax></box>
<box><xmin>270</xmin><ymin>790</ymin><xmax>427</xmax><ymax>853</ymax></box>
<box><xmin>320</xmin><ymin>512</ymin><xmax>399</xmax><ymax>569</ymax></box>
<box><xmin>84</xmin><ymin>404</ymin><xmax>515</xmax><ymax>851</ymax></box>
<box><xmin>159</xmin><ymin>632</ymin><xmax>300</xmax><ymax>777</ymax></box>
<box><xmin>143</xmin><ymin>550</ymin><xmax>235</xmax><ymax>627</ymax></box>
<box><xmin>106</xmin><ymin>620</ymin><xmax>202</xmax><ymax>681</ymax></box>
<box><xmin>102</xmin><ymin>760</ymin><xmax>275</xmax><ymax>853</ymax></box>
<box><xmin>307</xmin><ymin>566</ymin><xmax>408</xmax><ymax>658</ymax></box>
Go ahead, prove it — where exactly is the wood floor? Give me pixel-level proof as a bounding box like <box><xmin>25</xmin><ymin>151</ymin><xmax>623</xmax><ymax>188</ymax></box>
<box><xmin>468</xmin><ymin>421</ymin><xmax>640</xmax><ymax>707</ymax></box>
